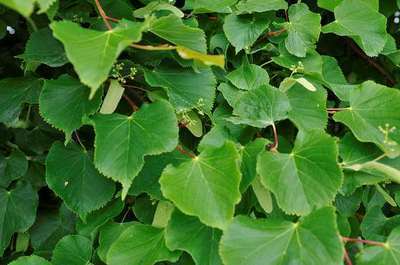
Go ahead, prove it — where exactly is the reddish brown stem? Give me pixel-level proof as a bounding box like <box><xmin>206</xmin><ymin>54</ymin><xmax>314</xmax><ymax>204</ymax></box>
<box><xmin>347</xmin><ymin>40</ymin><xmax>395</xmax><ymax>86</ymax></box>
<box><xmin>94</xmin><ymin>0</ymin><xmax>112</xmax><ymax>30</ymax></box>
<box><xmin>342</xmin><ymin>237</ymin><xmax>386</xmax><ymax>247</ymax></box>
<box><xmin>104</xmin><ymin>15</ymin><xmax>119</xmax><ymax>22</ymax></box>
<box><xmin>123</xmin><ymin>94</ymin><xmax>138</xmax><ymax>112</ymax></box>
<box><xmin>267</xmin><ymin>28</ymin><xmax>286</xmax><ymax>37</ymax></box>
<box><xmin>343</xmin><ymin>248</ymin><xmax>353</xmax><ymax>265</ymax></box>
<box><xmin>176</xmin><ymin>145</ymin><xmax>196</xmax><ymax>159</ymax></box>
<box><xmin>123</xmin><ymin>84</ymin><xmax>147</xmax><ymax>92</ymax></box>
<box><xmin>269</xmin><ymin>123</ymin><xmax>279</xmax><ymax>152</ymax></box>
<box><xmin>74</xmin><ymin>131</ymin><xmax>86</xmax><ymax>151</ymax></box>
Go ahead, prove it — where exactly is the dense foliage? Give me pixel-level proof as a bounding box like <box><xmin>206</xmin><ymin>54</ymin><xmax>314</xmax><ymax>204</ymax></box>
<box><xmin>1</xmin><ymin>0</ymin><xmax>400</xmax><ymax>264</ymax></box>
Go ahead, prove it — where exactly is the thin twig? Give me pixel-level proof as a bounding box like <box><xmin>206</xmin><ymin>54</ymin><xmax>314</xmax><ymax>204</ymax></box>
<box><xmin>176</xmin><ymin>145</ymin><xmax>196</xmax><ymax>159</ymax></box>
<box><xmin>269</xmin><ymin>123</ymin><xmax>279</xmax><ymax>152</ymax></box>
<box><xmin>123</xmin><ymin>94</ymin><xmax>138</xmax><ymax>111</ymax></box>
<box><xmin>94</xmin><ymin>0</ymin><xmax>112</xmax><ymax>30</ymax></box>
<box><xmin>74</xmin><ymin>131</ymin><xmax>86</xmax><ymax>151</ymax></box>
<box><xmin>266</xmin><ymin>28</ymin><xmax>286</xmax><ymax>37</ymax></box>
<box><xmin>123</xmin><ymin>84</ymin><xmax>148</xmax><ymax>92</ymax></box>
<box><xmin>347</xmin><ymin>39</ymin><xmax>395</xmax><ymax>86</ymax></box>
<box><xmin>343</xmin><ymin>248</ymin><xmax>353</xmax><ymax>265</ymax></box>
<box><xmin>342</xmin><ymin>237</ymin><xmax>386</xmax><ymax>247</ymax></box>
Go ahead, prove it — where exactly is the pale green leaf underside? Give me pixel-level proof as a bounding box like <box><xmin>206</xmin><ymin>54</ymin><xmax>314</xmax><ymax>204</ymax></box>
<box><xmin>160</xmin><ymin>141</ymin><xmax>241</xmax><ymax>229</ymax></box>
<box><xmin>50</xmin><ymin>19</ymin><xmax>143</xmax><ymax>98</ymax></box>
<box><xmin>257</xmin><ymin>130</ymin><xmax>343</xmax><ymax>215</ymax></box>
<box><xmin>334</xmin><ymin>81</ymin><xmax>400</xmax><ymax>158</ymax></box>
<box><xmin>220</xmin><ymin>207</ymin><xmax>344</xmax><ymax>265</ymax></box>
<box><xmin>46</xmin><ymin>142</ymin><xmax>115</xmax><ymax>218</ymax></box>
<box><xmin>92</xmin><ymin>100</ymin><xmax>178</xmax><ymax>198</ymax></box>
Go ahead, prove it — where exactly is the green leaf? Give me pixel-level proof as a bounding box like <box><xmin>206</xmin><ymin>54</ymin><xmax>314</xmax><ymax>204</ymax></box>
<box><xmin>322</xmin><ymin>0</ymin><xmax>388</xmax><ymax>57</ymax></box>
<box><xmin>50</xmin><ymin>19</ymin><xmax>144</xmax><ymax>98</ymax></box>
<box><xmin>152</xmin><ymin>201</ymin><xmax>174</xmax><ymax>228</ymax></box>
<box><xmin>226</xmin><ymin>60</ymin><xmax>269</xmax><ymax>90</ymax></box>
<box><xmin>220</xmin><ymin>207</ymin><xmax>344</xmax><ymax>265</ymax></box>
<box><xmin>0</xmin><ymin>77</ymin><xmax>42</xmax><ymax>123</ymax></box>
<box><xmin>107</xmin><ymin>224</ymin><xmax>181</xmax><ymax>265</ymax></box>
<box><xmin>285</xmin><ymin>3</ymin><xmax>321</xmax><ymax>57</ymax></box>
<box><xmin>357</xmin><ymin>226</ymin><xmax>400</xmax><ymax>265</ymax></box>
<box><xmin>129</xmin><ymin>150</ymin><xmax>191</xmax><ymax>200</ymax></box>
<box><xmin>251</xmin><ymin>176</ymin><xmax>273</xmax><ymax>213</ymax></box>
<box><xmin>235</xmin><ymin>0</ymin><xmax>288</xmax><ymax>14</ymax></box>
<box><xmin>17</xmin><ymin>28</ymin><xmax>67</xmax><ymax>68</ymax></box>
<box><xmin>165</xmin><ymin>210</ymin><xmax>223</xmax><ymax>265</ymax></box>
<box><xmin>76</xmin><ymin>199</ymin><xmax>124</xmax><ymax>238</ymax></box>
<box><xmin>150</xmin><ymin>15</ymin><xmax>206</xmax><ymax>53</ymax></box>
<box><xmin>39</xmin><ymin>75</ymin><xmax>102</xmax><ymax>141</ymax></box>
<box><xmin>46</xmin><ymin>142</ymin><xmax>115</xmax><ymax>218</ymax></box>
<box><xmin>99</xmin><ymin>79</ymin><xmax>125</xmax><ymax>114</ymax></box>
<box><xmin>133</xmin><ymin>2</ymin><xmax>184</xmax><ymax>18</ymax></box>
<box><xmin>160</xmin><ymin>141</ymin><xmax>241</xmax><ymax>229</ymax></box>
<box><xmin>98</xmin><ymin>222</ymin><xmax>135</xmax><ymax>263</ymax></box>
<box><xmin>339</xmin><ymin>132</ymin><xmax>382</xmax><ymax>166</ymax></box>
<box><xmin>185</xmin><ymin>0</ymin><xmax>237</xmax><ymax>13</ymax></box>
<box><xmin>9</xmin><ymin>255</ymin><xmax>52</xmax><ymax>265</ymax></box>
<box><xmin>0</xmin><ymin>181</ymin><xmax>38</xmax><ymax>255</ymax></box>
<box><xmin>286</xmin><ymin>82</ymin><xmax>328</xmax><ymax>131</ymax></box>
<box><xmin>0</xmin><ymin>0</ymin><xmax>35</xmax><ymax>17</ymax></box>
<box><xmin>52</xmin><ymin>235</ymin><xmax>92</xmax><ymax>265</ymax></box>
<box><xmin>0</xmin><ymin>149</ymin><xmax>28</xmax><ymax>188</ymax></box>
<box><xmin>257</xmin><ymin>130</ymin><xmax>343</xmax><ymax>215</ymax></box>
<box><xmin>240</xmin><ymin>138</ymin><xmax>269</xmax><ymax>191</ymax></box>
<box><xmin>317</xmin><ymin>0</ymin><xmax>343</xmax><ymax>11</ymax></box>
<box><xmin>92</xmin><ymin>100</ymin><xmax>178</xmax><ymax>198</ymax></box>
<box><xmin>223</xmin><ymin>13</ymin><xmax>270</xmax><ymax>53</ymax></box>
<box><xmin>229</xmin><ymin>84</ymin><xmax>291</xmax><ymax>128</ymax></box>
<box><xmin>144</xmin><ymin>66</ymin><xmax>216</xmax><ymax>113</ymax></box>
<box><xmin>333</xmin><ymin>81</ymin><xmax>400</xmax><ymax>157</ymax></box>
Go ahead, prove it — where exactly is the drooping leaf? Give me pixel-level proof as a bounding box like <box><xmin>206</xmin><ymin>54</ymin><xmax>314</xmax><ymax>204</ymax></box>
<box><xmin>165</xmin><ymin>210</ymin><xmax>223</xmax><ymax>265</ymax></box>
<box><xmin>50</xmin><ymin>20</ymin><xmax>144</xmax><ymax>98</ymax></box>
<box><xmin>0</xmin><ymin>181</ymin><xmax>38</xmax><ymax>255</ymax></box>
<box><xmin>257</xmin><ymin>130</ymin><xmax>343</xmax><ymax>215</ymax></box>
<box><xmin>9</xmin><ymin>255</ymin><xmax>52</xmax><ymax>265</ymax></box>
<box><xmin>160</xmin><ymin>141</ymin><xmax>241</xmax><ymax>229</ymax></box>
<box><xmin>226</xmin><ymin>60</ymin><xmax>269</xmax><ymax>90</ymax></box>
<box><xmin>92</xmin><ymin>100</ymin><xmax>178</xmax><ymax>198</ymax></box>
<box><xmin>52</xmin><ymin>235</ymin><xmax>93</xmax><ymax>265</ymax></box>
<box><xmin>17</xmin><ymin>28</ymin><xmax>68</xmax><ymax>68</ymax></box>
<box><xmin>235</xmin><ymin>0</ymin><xmax>288</xmax><ymax>14</ymax></box>
<box><xmin>220</xmin><ymin>207</ymin><xmax>344</xmax><ymax>265</ymax></box>
<box><xmin>251</xmin><ymin>175</ymin><xmax>273</xmax><ymax>213</ymax></box>
<box><xmin>284</xmin><ymin>3</ymin><xmax>321</xmax><ymax>57</ymax></box>
<box><xmin>46</xmin><ymin>142</ymin><xmax>115</xmax><ymax>218</ymax></box>
<box><xmin>150</xmin><ymin>15</ymin><xmax>206</xmax><ymax>53</ymax></box>
<box><xmin>107</xmin><ymin>224</ymin><xmax>181</xmax><ymax>265</ymax></box>
<box><xmin>175</xmin><ymin>46</ymin><xmax>225</xmax><ymax>69</ymax></box>
<box><xmin>333</xmin><ymin>81</ymin><xmax>400</xmax><ymax>158</ymax></box>
<box><xmin>322</xmin><ymin>0</ymin><xmax>388</xmax><ymax>56</ymax></box>
<box><xmin>144</xmin><ymin>66</ymin><xmax>216</xmax><ymax>113</ymax></box>
<box><xmin>223</xmin><ymin>13</ymin><xmax>270</xmax><ymax>53</ymax></box>
<box><xmin>39</xmin><ymin>75</ymin><xmax>102</xmax><ymax>141</ymax></box>
<box><xmin>99</xmin><ymin>79</ymin><xmax>125</xmax><ymax>114</ymax></box>
<box><xmin>229</xmin><ymin>84</ymin><xmax>291</xmax><ymax>128</ymax></box>
<box><xmin>0</xmin><ymin>77</ymin><xmax>42</xmax><ymax>123</ymax></box>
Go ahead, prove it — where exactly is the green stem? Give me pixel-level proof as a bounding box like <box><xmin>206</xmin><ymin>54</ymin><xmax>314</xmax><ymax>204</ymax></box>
<box><xmin>26</xmin><ymin>17</ymin><xmax>37</xmax><ymax>32</ymax></box>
